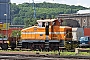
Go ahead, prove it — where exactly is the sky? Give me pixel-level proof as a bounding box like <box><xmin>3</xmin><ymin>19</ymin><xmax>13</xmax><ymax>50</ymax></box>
<box><xmin>11</xmin><ymin>0</ymin><xmax>90</xmax><ymax>8</ymax></box>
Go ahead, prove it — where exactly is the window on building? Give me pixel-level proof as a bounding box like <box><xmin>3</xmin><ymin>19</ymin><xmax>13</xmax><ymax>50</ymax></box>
<box><xmin>84</xmin><ymin>20</ymin><xmax>86</xmax><ymax>23</ymax></box>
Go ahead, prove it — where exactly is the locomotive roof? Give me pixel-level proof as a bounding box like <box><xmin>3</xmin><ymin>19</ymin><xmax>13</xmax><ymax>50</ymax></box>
<box><xmin>37</xmin><ymin>19</ymin><xmax>57</xmax><ymax>22</ymax></box>
<box><xmin>60</xmin><ymin>26</ymin><xmax>72</xmax><ymax>28</ymax></box>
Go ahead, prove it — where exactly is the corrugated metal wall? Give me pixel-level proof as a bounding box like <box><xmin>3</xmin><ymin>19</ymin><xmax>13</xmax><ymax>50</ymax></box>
<box><xmin>0</xmin><ymin>0</ymin><xmax>10</xmax><ymax>23</ymax></box>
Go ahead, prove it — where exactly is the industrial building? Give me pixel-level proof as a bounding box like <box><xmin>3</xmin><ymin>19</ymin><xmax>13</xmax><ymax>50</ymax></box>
<box><xmin>58</xmin><ymin>13</ymin><xmax>90</xmax><ymax>28</ymax></box>
<box><xmin>0</xmin><ymin>0</ymin><xmax>11</xmax><ymax>23</ymax></box>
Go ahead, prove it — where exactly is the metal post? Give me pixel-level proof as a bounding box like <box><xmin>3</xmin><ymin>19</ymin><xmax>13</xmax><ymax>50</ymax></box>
<box><xmin>45</xmin><ymin>22</ymin><xmax>49</xmax><ymax>52</ymax></box>
<box><xmin>4</xmin><ymin>14</ymin><xmax>8</xmax><ymax>38</ymax></box>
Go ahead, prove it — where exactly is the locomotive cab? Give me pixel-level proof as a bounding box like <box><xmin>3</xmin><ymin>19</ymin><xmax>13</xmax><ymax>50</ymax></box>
<box><xmin>37</xmin><ymin>19</ymin><xmax>60</xmax><ymax>27</ymax></box>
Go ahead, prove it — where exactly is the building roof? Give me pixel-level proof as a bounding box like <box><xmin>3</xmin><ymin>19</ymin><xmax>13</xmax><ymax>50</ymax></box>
<box><xmin>9</xmin><ymin>25</ymin><xmax>25</xmax><ymax>28</ymax></box>
<box><xmin>77</xmin><ymin>10</ymin><xmax>90</xmax><ymax>14</ymax></box>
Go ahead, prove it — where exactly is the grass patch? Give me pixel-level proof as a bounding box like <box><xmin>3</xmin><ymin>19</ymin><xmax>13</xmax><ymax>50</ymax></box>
<box><xmin>0</xmin><ymin>50</ymin><xmax>90</xmax><ymax>56</ymax></box>
<box><xmin>78</xmin><ymin>52</ymin><xmax>90</xmax><ymax>56</ymax></box>
<box><xmin>60</xmin><ymin>52</ymin><xmax>76</xmax><ymax>56</ymax></box>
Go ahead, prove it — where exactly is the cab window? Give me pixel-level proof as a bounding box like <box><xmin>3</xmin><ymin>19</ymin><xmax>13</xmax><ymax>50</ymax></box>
<box><xmin>38</xmin><ymin>22</ymin><xmax>42</xmax><ymax>27</ymax></box>
<box><xmin>80</xmin><ymin>37</ymin><xmax>88</xmax><ymax>41</ymax></box>
<box><xmin>42</xmin><ymin>22</ymin><xmax>45</xmax><ymax>27</ymax></box>
<box><xmin>84</xmin><ymin>37</ymin><xmax>88</xmax><ymax>41</ymax></box>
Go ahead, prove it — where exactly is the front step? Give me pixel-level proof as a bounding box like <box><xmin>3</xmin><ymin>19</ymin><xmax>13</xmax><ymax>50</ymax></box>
<box><xmin>17</xmin><ymin>41</ymin><xmax>22</xmax><ymax>48</ymax></box>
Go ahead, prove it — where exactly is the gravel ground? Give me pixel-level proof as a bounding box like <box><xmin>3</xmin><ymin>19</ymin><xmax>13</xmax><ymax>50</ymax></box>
<box><xmin>0</xmin><ymin>51</ymin><xmax>89</xmax><ymax>60</ymax></box>
<box><xmin>0</xmin><ymin>57</ymin><xmax>89</xmax><ymax>60</ymax></box>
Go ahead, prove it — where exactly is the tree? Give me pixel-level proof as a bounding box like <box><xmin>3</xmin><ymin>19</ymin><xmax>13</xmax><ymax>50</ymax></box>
<box><xmin>11</xmin><ymin>30</ymin><xmax>21</xmax><ymax>37</ymax></box>
<box><xmin>10</xmin><ymin>2</ymin><xmax>88</xmax><ymax>27</ymax></box>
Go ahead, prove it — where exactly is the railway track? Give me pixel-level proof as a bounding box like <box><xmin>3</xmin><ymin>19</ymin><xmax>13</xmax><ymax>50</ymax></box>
<box><xmin>0</xmin><ymin>48</ymin><xmax>89</xmax><ymax>60</ymax></box>
<box><xmin>0</xmin><ymin>53</ymin><xmax>89</xmax><ymax>60</ymax></box>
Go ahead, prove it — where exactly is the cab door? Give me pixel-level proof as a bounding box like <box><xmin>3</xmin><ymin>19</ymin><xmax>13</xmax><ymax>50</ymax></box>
<box><xmin>88</xmin><ymin>37</ymin><xmax>90</xmax><ymax>45</ymax></box>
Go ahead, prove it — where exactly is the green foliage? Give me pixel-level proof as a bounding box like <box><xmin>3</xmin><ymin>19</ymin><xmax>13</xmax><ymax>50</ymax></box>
<box><xmin>0</xmin><ymin>34</ymin><xmax>2</xmax><ymax>38</ymax></box>
<box><xmin>11</xmin><ymin>2</ymin><xmax>89</xmax><ymax>27</ymax></box>
<box><xmin>11</xmin><ymin>30</ymin><xmax>21</xmax><ymax>37</ymax></box>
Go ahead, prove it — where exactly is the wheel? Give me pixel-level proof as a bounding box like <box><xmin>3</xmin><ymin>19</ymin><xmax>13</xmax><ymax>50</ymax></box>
<box><xmin>1</xmin><ymin>43</ymin><xmax>8</xmax><ymax>50</ymax></box>
<box><xmin>11</xmin><ymin>47</ymin><xmax>15</xmax><ymax>50</ymax></box>
<box><xmin>10</xmin><ymin>43</ymin><xmax>16</xmax><ymax>50</ymax></box>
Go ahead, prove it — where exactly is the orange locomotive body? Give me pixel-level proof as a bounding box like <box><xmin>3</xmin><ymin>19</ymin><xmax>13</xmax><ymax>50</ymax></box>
<box><xmin>20</xmin><ymin>19</ymin><xmax>72</xmax><ymax>50</ymax></box>
<box><xmin>21</xmin><ymin>26</ymin><xmax>72</xmax><ymax>40</ymax></box>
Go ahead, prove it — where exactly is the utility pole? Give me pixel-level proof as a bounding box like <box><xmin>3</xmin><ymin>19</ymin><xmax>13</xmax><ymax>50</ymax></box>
<box><xmin>32</xmin><ymin>0</ymin><xmax>36</xmax><ymax>18</ymax></box>
<box><xmin>31</xmin><ymin>0</ymin><xmax>54</xmax><ymax>19</ymax></box>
